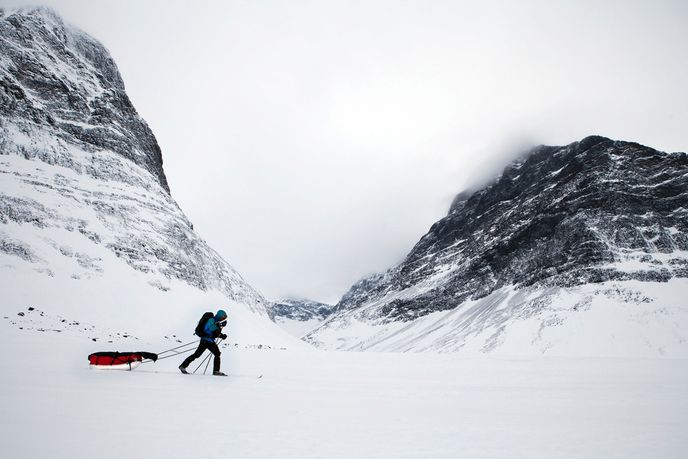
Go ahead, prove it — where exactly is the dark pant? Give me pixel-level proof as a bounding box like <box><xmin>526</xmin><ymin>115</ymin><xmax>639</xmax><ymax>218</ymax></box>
<box><xmin>181</xmin><ymin>340</ymin><xmax>221</xmax><ymax>372</ymax></box>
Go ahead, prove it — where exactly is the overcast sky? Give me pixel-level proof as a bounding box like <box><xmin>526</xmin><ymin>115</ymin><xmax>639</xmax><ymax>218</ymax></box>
<box><xmin>3</xmin><ymin>0</ymin><xmax>688</xmax><ymax>303</ymax></box>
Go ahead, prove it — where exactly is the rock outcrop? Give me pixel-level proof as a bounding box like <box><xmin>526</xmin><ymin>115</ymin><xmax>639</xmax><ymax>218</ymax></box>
<box><xmin>0</xmin><ymin>7</ymin><xmax>267</xmax><ymax>314</ymax></box>
<box><xmin>307</xmin><ymin>136</ymin><xmax>688</xmax><ymax>355</ymax></box>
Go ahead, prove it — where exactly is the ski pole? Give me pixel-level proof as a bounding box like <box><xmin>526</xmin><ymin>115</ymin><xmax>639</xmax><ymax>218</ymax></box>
<box><xmin>202</xmin><ymin>338</ymin><xmax>224</xmax><ymax>375</ymax></box>
<box><xmin>193</xmin><ymin>351</ymin><xmax>212</xmax><ymax>374</ymax></box>
<box><xmin>202</xmin><ymin>351</ymin><xmax>212</xmax><ymax>375</ymax></box>
<box><xmin>193</xmin><ymin>338</ymin><xmax>222</xmax><ymax>374</ymax></box>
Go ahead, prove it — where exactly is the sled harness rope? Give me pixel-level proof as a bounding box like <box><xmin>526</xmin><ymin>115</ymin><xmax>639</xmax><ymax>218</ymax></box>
<box><xmin>140</xmin><ymin>340</ymin><xmax>198</xmax><ymax>364</ymax></box>
<box><xmin>141</xmin><ymin>338</ymin><xmax>224</xmax><ymax>375</ymax></box>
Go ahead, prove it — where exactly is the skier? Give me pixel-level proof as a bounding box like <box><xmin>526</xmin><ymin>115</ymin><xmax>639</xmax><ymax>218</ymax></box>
<box><xmin>179</xmin><ymin>309</ymin><xmax>228</xmax><ymax>376</ymax></box>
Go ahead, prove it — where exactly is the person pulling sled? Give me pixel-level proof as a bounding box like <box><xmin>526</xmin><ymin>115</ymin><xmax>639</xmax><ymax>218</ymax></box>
<box><xmin>179</xmin><ymin>309</ymin><xmax>228</xmax><ymax>376</ymax></box>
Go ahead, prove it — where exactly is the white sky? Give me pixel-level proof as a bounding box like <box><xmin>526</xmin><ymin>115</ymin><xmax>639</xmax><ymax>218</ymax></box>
<box><xmin>3</xmin><ymin>0</ymin><xmax>688</xmax><ymax>303</ymax></box>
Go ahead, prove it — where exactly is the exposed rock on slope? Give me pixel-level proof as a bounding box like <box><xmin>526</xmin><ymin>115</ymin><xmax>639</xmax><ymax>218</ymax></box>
<box><xmin>307</xmin><ymin>136</ymin><xmax>688</xmax><ymax>355</ymax></box>
<box><xmin>0</xmin><ymin>6</ymin><xmax>168</xmax><ymax>191</ymax></box>
<box><xmin>269</xmin><ymin>298</ymin><xmax>335</xmax><ymax>337</ymax></box>
<box><xmin>0</xmin><ymin>7</ymin><xmax>268</xmax><ymax>320</ymax></box>
<box><xmin>270</xmin><ymin>298</ymin><xmax>335</xmax><ymax>322</ymax></box>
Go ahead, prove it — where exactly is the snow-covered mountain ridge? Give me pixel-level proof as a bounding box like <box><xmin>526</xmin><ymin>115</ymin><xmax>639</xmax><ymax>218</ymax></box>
<box><xmin>307</xmin><ymin>136</ymin><xmax>688</xmax><ymax>355</ymax></box>
<box><xmin>0</xmin><ymin>7</ymin><xmax>297</xmax><ymax>346</ymax></box>
<box><xmin>0</xmin><ymin>6</ymin><xmax>168</xmax><ymax>191</ymax></box>
<box><xmin>268</xmin><ymin>298</ymin><xmax>335</xmax><ymax>338</ymax></box>
<box><xmin>269</xmin><ymin>298</ymin><xmax>335</xmax><ymax>322</ymax></box>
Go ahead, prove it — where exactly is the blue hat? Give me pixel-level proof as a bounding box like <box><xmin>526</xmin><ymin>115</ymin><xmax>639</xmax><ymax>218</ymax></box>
<box><xmin>215</xmin><ymin>309</ymin><xmax>227</xmax><ymax>321</ymax></box>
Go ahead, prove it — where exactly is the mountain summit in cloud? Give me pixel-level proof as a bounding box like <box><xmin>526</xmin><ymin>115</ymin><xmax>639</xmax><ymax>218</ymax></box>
<box><xmin>308</xmin><ymin>136</ymin><xmax>688</xmax><ymax>355</ymax></box>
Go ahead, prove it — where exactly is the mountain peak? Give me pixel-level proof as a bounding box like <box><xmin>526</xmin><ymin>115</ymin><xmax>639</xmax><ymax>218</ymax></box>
<box><xmin>576</xmin><ymin>134</ymin><xmax>612</xmax><ymax>150</ymax></box>
<box><xmin>0</xmin><ymin>8</ymin><xmax>270</xmax><ymax>322</ymax></box>
<box><xmin>307</xmin><ymin>136</ymin><xmax>688</xmax><ymax>355</ymax></box>
<box><xmin>2</xmin><ymin>5</ymin><xmax>63</xmax><ymax>22</ymax></box>
<box><xmin>0</xmin><ymin>8</ymin><xmax>164</xmax><ymax>190</ymax></box>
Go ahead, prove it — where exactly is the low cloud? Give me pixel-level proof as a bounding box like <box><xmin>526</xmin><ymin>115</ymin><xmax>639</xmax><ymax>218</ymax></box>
<box><xmin>7</xmin><ymin>0</ymin><xmax>688</xmax><ymax>303</ymax></box>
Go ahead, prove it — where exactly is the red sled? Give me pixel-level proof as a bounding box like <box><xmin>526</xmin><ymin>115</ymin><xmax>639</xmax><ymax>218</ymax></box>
<box><xmin>88</xmin><ymin>351</ymin><xmax>158</xmax><ymax>371</ymax></box>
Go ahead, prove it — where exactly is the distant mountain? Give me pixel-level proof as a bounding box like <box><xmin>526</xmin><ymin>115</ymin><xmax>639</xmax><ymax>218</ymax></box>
<box><xmin>0</xmin><ymin>7</ymin><xmax>295</xmax><ymax>346</ymax></box>
<box><xmin>307</xmin><ymin>136</ymin><xmax>688</xmax><ymax>356</ymax></box>
<box><xmin>269</xmin><ymin>298</ymin><xmax>335</xmax><ymax>338</ymax></box>
<box><xmin>270</xmin><ymin>298</ymin><xmax>335</xmax><ymax>322</ymax></box>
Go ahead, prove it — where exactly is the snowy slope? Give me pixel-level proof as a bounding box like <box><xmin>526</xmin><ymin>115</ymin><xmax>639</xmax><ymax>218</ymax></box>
<box><xmin>308</xmin><ymin>279</ymin><xmax>688</xmax><ymax>356</ymax></box>
<box><xmin>308</xmin><ymin>137</ymin><xmax>688</xmax><ymax>356</ymax></box>
<box><xmin>0</xmin><ymin>7</ymin><xmax>299</xmax><ymax>348</ymax></box>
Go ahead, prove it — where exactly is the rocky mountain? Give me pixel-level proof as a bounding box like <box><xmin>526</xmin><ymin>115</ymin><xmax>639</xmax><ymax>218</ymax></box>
<box><xmin>0</xmin><ymin>7</ymin><xmax>168</xmax><ymax>191</ymax></box>
<box><xmin>0</xmin><ymin>7</ymin><xmax>293</xmax><ymax>345</ymax></box>
<box><xmin>269</xmin><ymin>298</ymin><xmax>335</xmax><ymax>338</ymax></box>
<box><xmin>270</xmin><ymin>298</ymin><xmax>335</xmax><ymax>322</ymax></box>
<box><xmin>307</xmin><ymin>136</ymin><xmax>688</xmax><ymax>356</ymax></box>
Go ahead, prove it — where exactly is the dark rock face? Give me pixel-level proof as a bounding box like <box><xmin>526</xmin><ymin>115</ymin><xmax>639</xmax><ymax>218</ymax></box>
<box><xmin>269</xmin><ymin>298</ymin><xmax>335</xmax><ymax>322</ymax></box>
<box><xmin>0</xmin><ymin>7</ymin><xmax>169</xmax><ymax>192</ymax></box>
<box><xmin>0</xmin><ymin>7</ymin><xmax>267</xmax><ymax>313</ymax></box>
<box><xmin>334</xmin><ymin>272</ymin><xmax>385</xmax><ymax>313</ymax></box>
<box><xmin>336</xmin><ymin>136</ymin><xmax>688</xmax><ymax>321</ymax></box>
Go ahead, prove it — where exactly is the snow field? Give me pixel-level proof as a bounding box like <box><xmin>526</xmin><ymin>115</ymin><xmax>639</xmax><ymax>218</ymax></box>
<box><xmin>1</xmin><ymin>326</ymin><xmax>687</xmax><ymax>459</ymax></box>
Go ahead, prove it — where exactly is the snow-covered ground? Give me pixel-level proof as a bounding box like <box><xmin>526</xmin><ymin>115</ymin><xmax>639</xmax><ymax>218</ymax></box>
<box><xmin>1</xmin><ymin>11</ymin><xmax>686</xmax><ymax>457</ymax></box>
<box><xmin>273</xmin><ymin>316</ymin><xmax>324</xmax><ymax>338</ymax></box>
<box><xmin>2</xmin><ymin>322</ymin><xmax>687</xmax><ymax>459</ymax></box>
